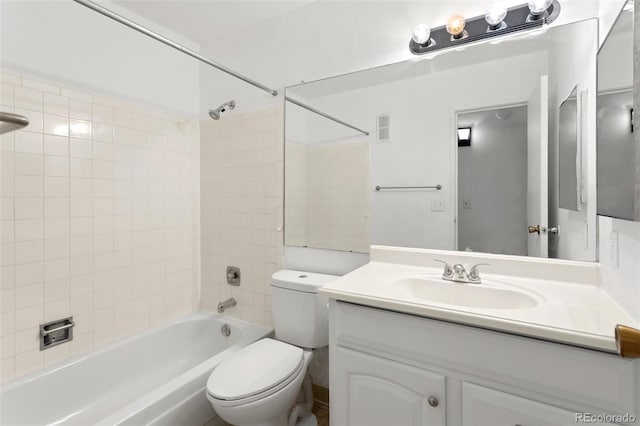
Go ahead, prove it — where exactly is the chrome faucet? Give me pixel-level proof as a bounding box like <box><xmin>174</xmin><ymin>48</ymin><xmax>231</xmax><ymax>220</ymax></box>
<box><xmin>434</xmin><ymin>260</ymin><xmax>489</xmax><ymax>284</ymax></box>
<box><xmin>217</xmin><ymin>297</ymin><xmax>237</xmax><ymax>313</ymax></box>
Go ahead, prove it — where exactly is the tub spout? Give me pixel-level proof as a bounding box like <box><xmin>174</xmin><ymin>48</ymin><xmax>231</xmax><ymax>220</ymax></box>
<box><xmin>217</xmin><ymin>297</ymin><xmax>236</xmax><ymax>313</ymax></box>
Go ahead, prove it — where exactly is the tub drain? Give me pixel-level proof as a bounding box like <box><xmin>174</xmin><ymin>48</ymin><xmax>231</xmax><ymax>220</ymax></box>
<box><xmin>221</xmin><ymin>324</ymin><xmax>231</xmax><ymax>337</ymax></box>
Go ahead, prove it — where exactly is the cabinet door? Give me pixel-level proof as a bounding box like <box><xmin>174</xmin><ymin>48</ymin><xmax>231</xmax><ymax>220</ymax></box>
<box><xmin>332</xmin><ymin>347</ymin><xmax>445</xmax><ymax>426</ymax></box>
<box><xmin>462</xmin><ymin>383</ymin><xmax>616</xmax><ymax>426</ymax></box>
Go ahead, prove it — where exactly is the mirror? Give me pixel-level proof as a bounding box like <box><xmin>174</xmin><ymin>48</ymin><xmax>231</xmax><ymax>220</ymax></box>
<box><xmin>597</xmin><ymin>1</ymin><xmax>636</xmax><ymax>221</ymax></box>
<box><xmin>285</xmin><ymin>19</ymin><xmax>598</xmax><ymax>261</ymax></box>
<box><xmin>559</xmin><ymin>87</ymin><xmax>579</xmax><ymax>211</ymax></box>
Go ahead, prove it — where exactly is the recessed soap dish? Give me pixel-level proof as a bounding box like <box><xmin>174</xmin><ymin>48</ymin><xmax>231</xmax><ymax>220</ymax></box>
<box><xmin>40</xmin><ymin>317</ymin><xmax>75</xmax><ymax>350</ymax></box>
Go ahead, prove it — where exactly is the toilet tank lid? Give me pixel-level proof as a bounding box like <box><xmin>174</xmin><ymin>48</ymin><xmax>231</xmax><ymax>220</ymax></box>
<box><xmin>271</xmin><ymin>269</ymin><xmax>339</xmax><ymax>293</ymax></box>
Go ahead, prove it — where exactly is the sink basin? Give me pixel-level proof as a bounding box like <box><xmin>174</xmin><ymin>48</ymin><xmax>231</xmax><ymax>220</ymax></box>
<box><xmin>388</xmin><ymin>277</ymin><xmax>539</xmax><ymax>309</ymax></box>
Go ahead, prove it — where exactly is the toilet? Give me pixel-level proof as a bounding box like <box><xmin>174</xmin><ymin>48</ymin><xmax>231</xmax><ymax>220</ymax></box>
<box><xmin>206</xmin><ymin>270</ymin><xmax>337</xmax><ymax>426</ymax></box>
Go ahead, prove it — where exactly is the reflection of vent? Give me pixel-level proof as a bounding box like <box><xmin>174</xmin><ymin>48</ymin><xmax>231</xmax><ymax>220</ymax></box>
<box><xmin>377</xmin><ymin>114</ymin><xmax>390</xmax><ymax>142</ymax></box>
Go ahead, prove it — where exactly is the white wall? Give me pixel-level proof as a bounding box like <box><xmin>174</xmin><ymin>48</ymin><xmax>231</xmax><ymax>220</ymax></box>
<box><xmin>598</xmin><ymin>0</ymin><xmax>629</xmax><ymax>48</ymax></box>
<box><xmin>0</xmin><ymin>0</ymin><xmax>200</xmax><ymax>116</ymax></box>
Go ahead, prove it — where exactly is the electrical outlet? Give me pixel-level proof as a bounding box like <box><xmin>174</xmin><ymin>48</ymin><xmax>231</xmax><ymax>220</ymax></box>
<box><xmin>431</xmin><ymin>199</ymin><xmax>446</xmax><ymax>212</ymax></box>
<box><xmin>463</xmin><ymin>200</ymin><xmax>471</xmax><ymax>209</ymax></box>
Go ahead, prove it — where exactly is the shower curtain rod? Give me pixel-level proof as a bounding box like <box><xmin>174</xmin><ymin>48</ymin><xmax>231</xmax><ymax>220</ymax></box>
<box><xmin>72</xmin><ymin>0</ymin><xmax>278</xmax><ymax>97</ymax></box>
<box><xmin>285</xmin><ymin>96</ymin><xmax>370</xmax><ymax>136</ymax></box>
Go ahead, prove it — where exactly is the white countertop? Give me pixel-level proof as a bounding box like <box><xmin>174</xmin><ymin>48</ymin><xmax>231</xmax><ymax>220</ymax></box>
<box><xmin>319</xmin><ymin>247</ymin><xmax>639</xmax><ymax>353</ymax></box>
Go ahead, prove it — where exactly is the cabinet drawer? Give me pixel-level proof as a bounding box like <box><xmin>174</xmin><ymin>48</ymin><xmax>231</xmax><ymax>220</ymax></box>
<box><xmin>462</xmin><ymin>383</ymin><xmax>618</xmax><ymax>426</ymax></box>
<box><xmin>332</xmin><ymin>347</ymin><xmax>445</xmax><ymax>426</ymax></box>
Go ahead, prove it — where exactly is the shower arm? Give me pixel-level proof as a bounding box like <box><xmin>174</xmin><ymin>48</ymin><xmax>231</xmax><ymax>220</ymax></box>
<box><xmin>71</xmin><ymin>0</ymin><xmax>278</xmax><ymax>97</ymax></box>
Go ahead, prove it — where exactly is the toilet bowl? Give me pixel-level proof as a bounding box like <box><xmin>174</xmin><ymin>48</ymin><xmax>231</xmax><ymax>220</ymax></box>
<box><xmin>206</xmin><ymin>270</ymin><xmax>338</xmax><ymax>426</ymax></box>
<box><xmin>206</xmin><ymin>339</ymin><xmax>313</xmax><ymax>426</ymax></box>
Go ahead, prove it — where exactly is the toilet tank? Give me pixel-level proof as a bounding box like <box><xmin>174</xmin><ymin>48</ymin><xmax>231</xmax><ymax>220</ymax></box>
<box><xmin>271</xmin><ymin>270</ymin><xmax>338</xmax><ymax>349</ymax></box>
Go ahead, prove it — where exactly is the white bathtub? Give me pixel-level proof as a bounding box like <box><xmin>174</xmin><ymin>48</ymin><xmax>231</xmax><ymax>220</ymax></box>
<box><xmin>1</xmin><ymin>312</ymin><xmax>272</xmax><ymax>426</ymax></box>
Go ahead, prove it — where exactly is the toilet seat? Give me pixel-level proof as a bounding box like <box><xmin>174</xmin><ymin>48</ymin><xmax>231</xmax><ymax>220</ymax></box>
<box><xmin>206</xmin><ymin>339</ymin><xmax>304</xmax><ymax>407</ymax></box>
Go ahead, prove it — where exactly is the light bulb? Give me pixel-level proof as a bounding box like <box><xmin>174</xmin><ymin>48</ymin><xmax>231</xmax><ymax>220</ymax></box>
<box><xmin>412</xmin><ymin>24</ymin><xmax>431</xmax><ymax>45</ymax></box>
<box><xmin>528</xmin><ymin>0</ymin><xmax>553</xmax><ymax>15</ymax></box>
<box><xmin>485</xmin><ymin>2</ymin><xmax>508</xmax><ymax>28</ymax></box>
<box><xmin>446</xmin><ymin>14</ymin><xmax>466</xmax><ymax>38</ymax></box>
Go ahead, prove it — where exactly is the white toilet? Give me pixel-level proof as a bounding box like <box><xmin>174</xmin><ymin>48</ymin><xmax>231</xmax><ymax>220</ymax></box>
<box><xmin>206</xmin><ymin>270</ymin><xmax>337</xmax><ymax>426</ymax></box>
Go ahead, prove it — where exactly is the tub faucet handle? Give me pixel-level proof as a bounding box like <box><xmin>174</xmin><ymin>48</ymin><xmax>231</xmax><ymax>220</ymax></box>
<box><xmin>226</xmin><ymin>266</ymin><xmax>240</xmax><ymax>286</ymax></box>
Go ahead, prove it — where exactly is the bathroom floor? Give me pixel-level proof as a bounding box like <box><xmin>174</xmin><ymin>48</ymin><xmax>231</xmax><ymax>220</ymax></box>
<box><xmin>203</xmin><ymin>405</ymin><xmax>329</xmax><ymax>426</ymax></box>
<box><xmin>312</xmin><ymin>403</ymin><xmax>330</xmax><ymax>426</ymax></box>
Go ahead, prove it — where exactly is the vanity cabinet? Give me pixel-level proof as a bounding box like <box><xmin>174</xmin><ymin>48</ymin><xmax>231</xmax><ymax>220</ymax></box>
<box><xmin>333</xmin><ymin>346</ymin><xmax>445</xmax><ymax>426</ymax></box>
<box><xmin>329</xmin><ymin>301</ymin><xmax>639</xmax><ymax>426</ymax></box>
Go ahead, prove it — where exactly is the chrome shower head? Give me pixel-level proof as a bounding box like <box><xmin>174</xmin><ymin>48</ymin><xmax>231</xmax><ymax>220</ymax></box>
<box><xmin>209</xmin><ymin>100</ymin><xmax>236</xmax><ymax>120</ymax></box>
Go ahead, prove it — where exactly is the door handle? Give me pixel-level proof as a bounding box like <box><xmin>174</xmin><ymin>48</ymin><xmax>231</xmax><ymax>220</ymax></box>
<box><xmin>528</xmin><ymin>225</ymin><xmax>547</xmax><ymax>234</ymax></box>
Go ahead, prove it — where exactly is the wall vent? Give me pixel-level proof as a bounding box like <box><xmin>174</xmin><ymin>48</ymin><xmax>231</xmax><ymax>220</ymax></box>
<box><xmin>377</xmin><ymin>114</ymin><xmax>390</xmax><ymax>142</ymax></box>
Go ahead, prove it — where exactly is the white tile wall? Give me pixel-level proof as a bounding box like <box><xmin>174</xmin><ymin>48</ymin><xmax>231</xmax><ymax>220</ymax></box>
<box><xmin>200</xmin><ymin>108</ymin><xmax>283</xmax><ymax>327</ymax></box>
<box><xmin>284</xmin><ymin>141</ymin><xmax>369</xmax><ymax>253</ymax></box>
<box><xmin>0</xmin><ymin>70</ymin><xmax>201</xmax><ymax>382</ymax></box>
<box><xmin>283</xmin><ymin>142</ymin><xmax>307</xmax><ymax>247</ymax></box>
<box><xmin>305</xmin><ymin>141</ymin><xmax>369</xmax><ymax>253</ymax></box>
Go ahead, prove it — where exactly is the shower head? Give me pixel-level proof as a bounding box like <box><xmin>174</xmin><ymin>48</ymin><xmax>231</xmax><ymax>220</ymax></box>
<box><xmin>209</xmin><ymin>100</ymin><xmax>236</xmax><ymax>120</ymax></box>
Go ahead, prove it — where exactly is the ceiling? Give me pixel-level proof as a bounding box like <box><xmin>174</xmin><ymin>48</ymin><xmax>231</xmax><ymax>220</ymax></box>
<box><xmin>113</xmin><ymin>0</ymin><xmax>317</xmax><ymax>45</ymax></box>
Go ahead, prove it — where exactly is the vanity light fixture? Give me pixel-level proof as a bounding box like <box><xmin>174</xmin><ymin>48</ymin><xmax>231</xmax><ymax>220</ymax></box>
<box><xmin>446</xmin><ymin>14</ymin><xmax>467</xmax><ymax>39</ymax></box>
<box><xmin>528</xmin><ymin>0</ymin><xmax>554</xmax><ymax>19</ymax></box>
<box><xmin>485</xmin><ymin>2</ymin><xmax>508</xmax><ymax>31</ymax></box>
<box><xmin>412</xmin><ymin>24</ymin><xmax>433</xmax><ymax>47</ymax></box>
<box><xmin>458</xmin><ymin>127</ymin><xmax>472</xmax><ymax>146</ymax></box>
<box><xmin>409</xmin><ymin>0</ymin><xmax>560</xmax><ymax>55</ymax></box>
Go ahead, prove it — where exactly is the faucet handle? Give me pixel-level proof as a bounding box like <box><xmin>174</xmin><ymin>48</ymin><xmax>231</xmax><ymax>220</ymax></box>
<box><xmin>434</xmin><ymin>259</ymin><xmax>453</xmax><ymax>278</ymax></box>
<box><xmin>468</xmin><ymin>263</ymin><xmax>490</xmax><ymax>280</ymax></box>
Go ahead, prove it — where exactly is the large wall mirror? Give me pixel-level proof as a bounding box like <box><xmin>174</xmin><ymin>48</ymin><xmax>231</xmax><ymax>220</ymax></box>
<box><xmin>597</xmin><ymin>1</ymin><xmax>636</xmax><ymax>221</ymax></box>
<box><xmin>285</xmin><ymin>18</ymin><xmax>599</xmax><ymax>262</ymax></box>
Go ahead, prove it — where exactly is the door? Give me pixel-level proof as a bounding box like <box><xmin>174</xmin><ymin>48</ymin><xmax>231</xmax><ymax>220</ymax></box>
<box><xmin>332</xmin><ymin>347</ymin><xmax>445</xmax><ymax>426</ymax></box>
<box><xmin>527</xmin><ymin>75</ymin><xmax>549</xmax><ymax>257</ymax></box>
<box><xmin>462</xmin><ymin>382</ymin><xmax>617</xmax><ymax>426</ymax></box>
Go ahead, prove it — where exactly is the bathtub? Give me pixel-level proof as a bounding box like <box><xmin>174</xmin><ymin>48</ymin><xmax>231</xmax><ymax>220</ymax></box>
<box><xmin>1</xmin><ymin>312</ymin><xmax>272</xmax><ymax>426</ymax></box>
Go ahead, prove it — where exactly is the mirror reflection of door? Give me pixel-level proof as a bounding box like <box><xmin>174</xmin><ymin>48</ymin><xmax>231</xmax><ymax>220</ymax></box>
<box><xmin>526</xmin><ymin>75</ymin><xmax>549</xmax><ymax>258</ymax></box>
<box><xmin>456</xmin><ymin>76</ymin><xmax>549</xmax><ymax>257</ymax></box>
<box><xmin>457</xmin><ymin>105</ymin><xmax>528</xmax><ymax>256</ymax></box>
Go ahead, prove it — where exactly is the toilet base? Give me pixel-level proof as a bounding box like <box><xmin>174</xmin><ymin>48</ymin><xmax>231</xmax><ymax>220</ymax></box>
<box><xmin>296</xmin><ymin>413</ymin><xmax>317</xmax><ymax>426</ymax></box>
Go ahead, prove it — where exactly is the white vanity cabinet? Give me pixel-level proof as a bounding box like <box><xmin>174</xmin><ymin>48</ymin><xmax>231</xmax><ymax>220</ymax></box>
<box><xmin>333</xmin><ymin>346</ymin><xmax>445</xmax><ymax>426</ymax></box>
<box><xmin>329</xmin><ymin>301</ymin><xmax>639</xmax><ymax>426</ymax></box>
